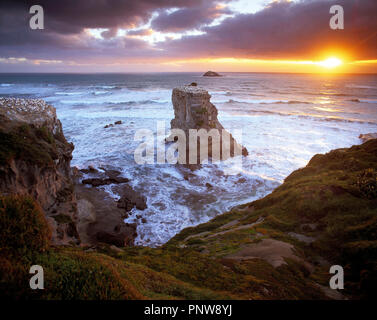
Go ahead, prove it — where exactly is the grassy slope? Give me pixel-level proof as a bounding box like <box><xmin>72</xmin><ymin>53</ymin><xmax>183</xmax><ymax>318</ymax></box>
<box><xmin>1</xmin><ymin>140</ymin><xmax>376</xmax><ymax>299</ymax></box>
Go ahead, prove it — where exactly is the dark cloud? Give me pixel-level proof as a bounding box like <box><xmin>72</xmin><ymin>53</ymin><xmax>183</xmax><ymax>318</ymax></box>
<box><xmin>0</xmin><ymin>0</ymin><xmax>376</xmax><ymax>68</ymax></box>
<box><xmin>0</xmin><ymin>0</ymin><xmax>207</xmax><ymax>34</ymax></box>
<box><xmin>0</xmin><ymin>0</ymin><xmax>210</xmax><ymax>61</ymax></box>
<box><xmin>151</xmin><ymin>2</ymin><xmax>232</xmax><ymax>32</ymax></box>
<box><xmin>0</xmin><ymin>0</ymin><xmax>229</xmax><ymax>61</ymax></box>
<box><xmin>164</xmin><ymin>0</ymin><xmax>377</xmax><ymax>60</ymax></box>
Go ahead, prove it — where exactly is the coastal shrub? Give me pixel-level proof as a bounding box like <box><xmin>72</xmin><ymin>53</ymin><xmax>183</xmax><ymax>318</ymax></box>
<box><xmin>0</xmin><ymin>124</ymin><xmax>57</xmax><ymax>166</ymax></box>
<box><xmin>355</xmin><ymin>168</ymin><xmax>377</xmax><ymax>199</ymax></box>
<box><xmin>32</xmin><ymin>249</ymin><xmax>143</xmax><ymax>300</ymax></box>
<box><xmin>0</xmin><ymin>195</ymin><xmax>51</xmax><ymax>254</ymax></box>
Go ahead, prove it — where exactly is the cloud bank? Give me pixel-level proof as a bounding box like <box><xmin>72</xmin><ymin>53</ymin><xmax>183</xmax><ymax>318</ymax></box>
<box><xmin>0</xmin><ymin>0</ymin><xmax>376</xmax><ymax>70</ymax></box>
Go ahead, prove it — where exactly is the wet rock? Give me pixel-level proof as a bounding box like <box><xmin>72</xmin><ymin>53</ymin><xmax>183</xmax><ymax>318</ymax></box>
<box><xmin>82</xmin><ymin>177</ymin><xmax>129</xmax><ymax>187</ymax></box>
<box><xmin>359</xmin><ymin>133</ymin><xmax>377</xmax><ymax>143</ymax></box>
<box><xmin>79</xmin><ymin>166</ymin><xmax>99</xmax><ymax>174</ymax></box>
<box><xmin>105</xmin><ymin>121</ymin><xmax>122</xmax><ymax>128</ymax></box>
<box><xmin>75</xmin><ymin>183</ymin><xmax>137</xmax><ymax>247</ymax></box>
<box><xmin>236</xmin><ymin>177</ymin><xmax>247</xmax><ymax>184</ymax></box>
<box><xmin>117</xmin><ymin>185</ymin><xmax>147</xmax><ymax>212</ymax></box>
<box><xmin>103</xmin><ymin>169</ymin><xmax>121</xmax><ymax>179</ymax></box>
<box><xmin>88</xmin><ymin>165</ymin><xmax>98</xmax><ymax>173</ymax></box>
<box><xmin>82</xmin><ymin>178</ymin><xmax>107</xmax><ymax>187</ymax></box>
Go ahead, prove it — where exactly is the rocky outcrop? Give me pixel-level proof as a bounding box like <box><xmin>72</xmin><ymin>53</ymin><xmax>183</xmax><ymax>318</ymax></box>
<box><xmin>169</xmin><ymin>85</ymin><xmax>248</xmax><ymax>163</ymax></box>
<box><xmin>116</xmin><ymin>185</ymin><xmax>147</xmax><ymax>212</ymax></box>
<box><xmin>74</xmin><ymin>166</ymin><xmax>140</xmax><ymax>246</ymax></box>
<box><xmin>75</xmin><ymin>182</ymin><xmax>137</xmax><ymax>247</ymax></box>
<box><xmin>359</xmin><ymin>133</ymin><xmax>377</xmax><ymax>142</ymax></box>
<box><xmin>0</xmin><ymin>98</ymin><xmax>78</xmax><ymax>245</ymax></box>
<box><xmin>104</xmin><ymin>120</ymin><xmax>123</xmax><ymax>128</ymax></box>
<box><xmin>203</xmin><ymin>71</ymin><xmax>221</xmax><ymax>77</ymax></box>
<box><xmin>0</xmin><ymin>97</ymin><xmax>138</xmax><ymax>248</ymax></box>
<box><xmin>82</xmin><ymin>176</ymin><xmax>129</xmax><ymax>187</ymax></box>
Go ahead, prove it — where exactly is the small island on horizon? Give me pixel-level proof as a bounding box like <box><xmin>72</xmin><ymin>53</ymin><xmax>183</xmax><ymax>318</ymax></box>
<box><xmin>203</xmin><ymin>71</ymin><xmax>222</xmax><ymax>77</ymax></box>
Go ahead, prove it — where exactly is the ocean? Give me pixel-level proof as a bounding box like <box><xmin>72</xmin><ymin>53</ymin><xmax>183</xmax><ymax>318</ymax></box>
<box><xmin>1</xmin><ymin>72</ymin><xmax>377</xmax><ymax>246</ymax></box>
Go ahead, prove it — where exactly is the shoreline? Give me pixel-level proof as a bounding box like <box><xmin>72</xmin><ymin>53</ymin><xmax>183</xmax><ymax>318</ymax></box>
<box><xmin>1</xmin><ymin>92</ymin><xmax>376</xmax><ymax>299</ymax></box>
<box><xmin>1</xmin><ymin>95</ymin><xmax>376</xmax><ymax>248</ymax></box>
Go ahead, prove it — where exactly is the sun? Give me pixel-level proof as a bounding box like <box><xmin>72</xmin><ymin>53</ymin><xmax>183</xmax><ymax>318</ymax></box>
<box><xmin>317</xmin><ymin>57</ymin><xmax>343</xmax><ymax>69</ymax></box>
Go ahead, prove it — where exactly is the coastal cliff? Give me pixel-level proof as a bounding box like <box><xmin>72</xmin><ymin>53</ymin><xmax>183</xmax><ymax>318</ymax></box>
<box><xmin>0</xmin><ymin>98</ymin><xmax>78</xmax><ymax>245</ymax></box>
<box><xmin>0</xmin><ymin>98</ymin><xmax>137</xmax><ymax>248</ymax></box>
<box><xmin>170</xmin><ymin>85</ymin><xmax>248</xmax><ymax>162</ymax></box>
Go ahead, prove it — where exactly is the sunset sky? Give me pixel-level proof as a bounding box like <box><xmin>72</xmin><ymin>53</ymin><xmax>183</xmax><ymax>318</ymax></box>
<box><xmin>0</xmin><ymin>0</ymin><xmax>376</xmax><ymax>73</ymax></box>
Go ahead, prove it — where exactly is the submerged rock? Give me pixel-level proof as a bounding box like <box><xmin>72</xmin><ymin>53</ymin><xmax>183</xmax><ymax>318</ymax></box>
<box><xmin>104</xmin><ymin>120</ymin><xmax>123</xmax><ymax>128</ymax></box>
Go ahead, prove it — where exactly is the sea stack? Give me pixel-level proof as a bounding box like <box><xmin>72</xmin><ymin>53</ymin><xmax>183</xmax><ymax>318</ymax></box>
<box><xmin>170</xmin><ymin>85</ymin><xmax>248</xmax><ymax>163</ymax></box>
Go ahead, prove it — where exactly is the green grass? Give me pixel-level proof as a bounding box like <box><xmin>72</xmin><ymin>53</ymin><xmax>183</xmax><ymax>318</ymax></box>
<box><xmin>1</xmin><ymin>140</ymin><xmax>376</xmax><ymax>299</ymax></box>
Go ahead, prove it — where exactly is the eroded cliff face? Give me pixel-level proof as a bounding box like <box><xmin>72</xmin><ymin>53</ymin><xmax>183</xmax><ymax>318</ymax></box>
<box><xmin>170</xmin><ymin>85</ymin><xmax>248</xmax><ymax>163</ymax></box>
<box><xmin>0</xmin><ymin>98</ymin><xmax>79</xmax><ymax>245</ymax></box>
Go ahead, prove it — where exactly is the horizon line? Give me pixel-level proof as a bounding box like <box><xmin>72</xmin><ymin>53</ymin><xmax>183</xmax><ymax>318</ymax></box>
<box><xmin>1</xmin><ymin>71</ymin><xmax>377</xmax><ymax>75</ymax></box>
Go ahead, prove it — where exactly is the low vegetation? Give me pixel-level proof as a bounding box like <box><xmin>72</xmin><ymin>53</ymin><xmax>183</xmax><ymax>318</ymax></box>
<box><xmin>1</xmin><ymin>140</ymin><xmax>376</xmax><ymax>299</ymax></box>
<box><xmin>0</xmin><ymin>124</ymin><xmax>58</xmax><ymax>166</ymax></box>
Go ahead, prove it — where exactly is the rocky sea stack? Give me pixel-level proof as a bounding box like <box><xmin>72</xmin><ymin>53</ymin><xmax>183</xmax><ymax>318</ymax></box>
<box><xmin>170</xmin><ymin>85</ymin><xmax>248</xmax><ymax>163</ymax></box>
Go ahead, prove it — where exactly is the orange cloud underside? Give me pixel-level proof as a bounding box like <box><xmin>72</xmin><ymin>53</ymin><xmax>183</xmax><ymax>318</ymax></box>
<box><xmin>159</xmin><ymin>57</ymin><xmax>377</xmax><ymax>73</ymax></box>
